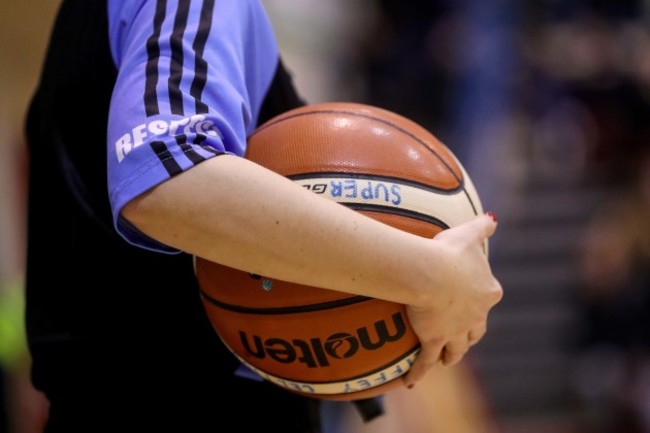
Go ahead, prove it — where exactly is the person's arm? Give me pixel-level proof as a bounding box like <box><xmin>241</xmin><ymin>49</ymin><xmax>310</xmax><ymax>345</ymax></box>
<box><xmin>108</xmin><ymin>0</ymin><xmax>502</xmax><ymax>386</ymax></box>
<box><xmin>122</xmin><ymin>154</ymin><xmax>502</xmax><ymax>386</ymax></box>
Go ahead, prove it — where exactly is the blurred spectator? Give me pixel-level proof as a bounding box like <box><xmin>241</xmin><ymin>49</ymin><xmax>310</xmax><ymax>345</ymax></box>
<box><xmin>355</xmin><ymin>0</ymin><xmax>459</xmax><ymax>140</ymax></box>
<box><xmin>0</xmin><ymin>279</ymin><xmax>48</xmax><ymax>433</ymax></box>
<box><xmin>353</xmin><ymin>1</ymin><xmax>650</xmax><ymax>431</ymax></box>
<box><xmin>572</xmin><ymin>148</ymin><xmax>650</xmax><ymax>433</ymax></box>
<box><xmin>523</xmin><ymin>5</ymin><xmax>650</xmax><ymax>184</ymax></box>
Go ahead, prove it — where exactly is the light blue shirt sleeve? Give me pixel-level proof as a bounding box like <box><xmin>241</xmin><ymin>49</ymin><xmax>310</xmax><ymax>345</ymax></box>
<box><xmin>106</xmin><ymin>0</ymin><xmax>280</xmax><ymax>252</ymax></box>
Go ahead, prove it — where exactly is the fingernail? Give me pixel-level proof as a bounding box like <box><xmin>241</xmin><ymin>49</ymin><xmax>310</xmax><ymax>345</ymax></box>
<box><xmin>485</xmin><ymin>211</ymin><xmax>497</xmax><ymax>223</ymax></box>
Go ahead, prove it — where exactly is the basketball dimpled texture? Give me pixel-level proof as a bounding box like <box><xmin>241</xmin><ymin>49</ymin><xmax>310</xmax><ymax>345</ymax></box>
<box><xmin>195</xmin><ymin>102</ymin><xmax>484</xmax><ymax>400</ymax></box>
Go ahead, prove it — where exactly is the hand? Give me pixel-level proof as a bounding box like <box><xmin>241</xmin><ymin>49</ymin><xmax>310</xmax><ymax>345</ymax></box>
<box><xmin>403</xmin><ymin>213</ymin><xmax>503</xmax><ymax>388</ymax></box>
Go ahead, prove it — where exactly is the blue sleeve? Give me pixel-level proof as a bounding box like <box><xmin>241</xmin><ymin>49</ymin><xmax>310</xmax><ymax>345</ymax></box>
<box><xmin>106</xmin><ymin>0</ymin><xmax>279</xmax><ymax>252</ymax></box>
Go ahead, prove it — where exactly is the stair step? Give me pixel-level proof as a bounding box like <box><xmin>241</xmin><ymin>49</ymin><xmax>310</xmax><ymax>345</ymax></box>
<box><xmin>476</xmin><ymin>304</ymin><xmax>580</xmax><ymax>351</ymax></box>
<box><xmin>490</xmin><ymin>225</ymin><xmax>585</xmax><ymax>262</ymax></box>
<box><xmin>493</xmin><ymin>261</ymin><xmax>579</xmax><ymax>301</ymax></box>
<box><xmin>504</xmin><ymin>186</ymin><xmax>605</xmax><ymax>225</ymax></box>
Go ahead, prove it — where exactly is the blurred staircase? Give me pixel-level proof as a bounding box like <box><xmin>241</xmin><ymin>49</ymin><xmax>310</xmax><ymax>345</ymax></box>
<box><xmin>468</xmin><ymin>141</ymin><xmax>610</xmax><ymax>432</ymax></box>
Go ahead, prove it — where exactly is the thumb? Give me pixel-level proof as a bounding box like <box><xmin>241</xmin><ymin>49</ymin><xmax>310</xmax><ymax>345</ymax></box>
<box><xmin>463</xmin><ymin>211</ymin><xmax>498</xmax><ymax>242</ymax></box>
<box><xmin>482</xmin><ymin>211</ymin><xmax>498</xmax><ymax>237</ymax></box>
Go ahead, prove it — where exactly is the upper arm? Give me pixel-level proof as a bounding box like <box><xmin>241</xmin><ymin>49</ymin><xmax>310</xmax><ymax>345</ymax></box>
<box><xmin>106</xmin><ymin>0</ymin><xmax>279</xmax><ymax>251</ymax></box>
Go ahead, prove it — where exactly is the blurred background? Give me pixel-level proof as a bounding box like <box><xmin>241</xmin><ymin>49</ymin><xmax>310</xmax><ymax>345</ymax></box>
<box><xmin>1</xmin><ymin>0</ymin><xmax>649</xmax><ymax>432</ymax></box>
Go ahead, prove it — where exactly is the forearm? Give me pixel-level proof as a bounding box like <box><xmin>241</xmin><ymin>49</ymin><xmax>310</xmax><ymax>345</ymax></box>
<box><xmin>122</xmin><ymin>155</ymin><xmax>437</xmax><ymax>306</ymax></box>
<box><xmin>122</xmin><ymin>154</ymin><xmax>503</xmax><ymax>379</ymax></box>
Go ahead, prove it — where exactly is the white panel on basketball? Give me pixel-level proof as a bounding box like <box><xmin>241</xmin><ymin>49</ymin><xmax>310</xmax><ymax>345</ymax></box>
<box><xmin>291</xmin><ymin>175</ymin><xmax>477</xmax><ymax>229</ymax></box>
<box><xmin>228</xmin><ymin>345</ymin><xmax>420</xmax><ymax>397</ymax></box>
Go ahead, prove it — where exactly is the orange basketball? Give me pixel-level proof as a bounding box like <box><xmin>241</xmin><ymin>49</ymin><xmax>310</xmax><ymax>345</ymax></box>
<box><xmin>194</xmin><ymin>102</ymin><xmax>484</xmax><ymax>401</ymax></box>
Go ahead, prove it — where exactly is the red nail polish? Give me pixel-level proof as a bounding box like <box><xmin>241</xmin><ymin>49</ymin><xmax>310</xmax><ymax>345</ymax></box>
<box><xmin>485</xmin><ymin>211</ymin><xmax>497</xmax><ymax>223</ymax></box>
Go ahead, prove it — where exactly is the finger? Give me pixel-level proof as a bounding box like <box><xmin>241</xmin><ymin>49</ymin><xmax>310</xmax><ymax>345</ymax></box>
<box><xmin>403</xmin><ymin>340</ymin><xmax>445</xmax><ymax>388</ymax></box>
<box><xmin>484</xmin><ymin>211</ymin><xmax>498</xmax><ymax>224</ymax></box>
<box><xmin>489</xmin><ymin>279</ymin><xmax>504</xmax><ymax>306</ymax></box>
<box><xmin>441</xmin><ymin>337</ymin><xmax>469</xmax><ymax>367</ymax></box>
<box><xmin>449</xmin><ymin>212</ymin><xmax>498</xmax><ymax>244</ymax></box>
<box><xmin>475</xmin><ymin>212</ymin><xmax>498</xmax><ymax>239</ymax></box>
<box><xmin>468</xmin><ymin>325</ymin><xmax>486</xmax><ymax>346</ymax></box>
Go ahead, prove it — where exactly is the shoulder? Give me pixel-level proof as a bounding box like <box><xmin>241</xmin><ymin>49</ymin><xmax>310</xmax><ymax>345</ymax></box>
<box><xmin>107</xmin><ymin>0</ymin><xmax>277</xmax><ymax>67</ymax></box>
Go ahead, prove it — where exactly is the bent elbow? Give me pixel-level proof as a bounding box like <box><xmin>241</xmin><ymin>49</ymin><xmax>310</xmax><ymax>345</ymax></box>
<box><xmin>120</xmin><ymin>189</ymin><xmax>159</xmax><ymax>233</ymax></box>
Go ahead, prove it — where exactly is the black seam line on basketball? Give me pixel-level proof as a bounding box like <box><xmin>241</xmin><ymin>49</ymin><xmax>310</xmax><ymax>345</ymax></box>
<box><xmin>190</xmin><ymin>0</ymin><xmax>215</xmax><ymax>114</ymax></box>
<box><xmin>168</xmin><ymin>0</ymin><xmax>191</xmax><ymax>115</ymax></box>
<box><xmin>342</xmin><ymin>203</ymin><xmax>450</xmax><ymax>229</ymax></box>
<box><xmin>259</xmin><ymin>109</ymin><xmax>481</xmax><ymax>217</ymax></box>
<box><xmin>287</xmin><ymin>172</ymin><xmax>462</xmax><ymax>195</ymax></box>
<box><xmin>151</xmin><ymin>141</ymin><xmax>183</xmax><ymax>176</ymax></box>
<box><xmin>462</xmin><ymin>188</ymin><xmax>479</xmax><ymax>216</ymax></box>
<box><xmin>256</xmin><ymin>344</ymin><xmax>422</xmax><ymax>386</ymax></box>
<box><xmin>199</xmin><ymin>289</ymin><xmax>372</xmax><ymax>314</ymax></box>
<box><xmin>144</xmin><ymin>0</ymin><xmax>167</xmax><ymax>116</ymax></box>
<box><xmin>258</xmin><ymin>108</ymin><xmax>482</xmax><ymax>224</ymax></box>
<box><xmin>255</xmin><ymin>109</ymin><xmax>464</xmax><ymax>186</ymax></box>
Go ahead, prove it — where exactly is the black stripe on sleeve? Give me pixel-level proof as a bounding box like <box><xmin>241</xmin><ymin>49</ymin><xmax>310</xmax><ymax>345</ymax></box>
<box><xmin>193</xmin><ymin>133</ymin><xmax>206</xmax><ymax>145</ymax></box>
<box><xmin>194</xmin><ymin>134</ymin><xmax>222</xmax><ymax>155</ymax></box>
<box><xmin>190</xmin><ymin>0</ymin><xmax>215</xmax><ymax>114</ymax></box>
<box><xmin>151</xmin><ymin>141</ymin><xmax>183</xmax><ymax>176</ymax></box>
<box><xmin>200</xmin><ymin>145</ymin><xmax>222</xmax><ymax>155</ymax></box>
<box><xmin>144</xmin><ymin>0</ymin><xmax>168</xmax><ymax>117</ymax></box>
<box><xmin>175</xmin><ymin>134</ymin><xmax>206</xmax><ymax>165</ymax></box>
<box><xmin>168</xmin><ymin>0</ymin><xmax>191</xmax><ymax>115</ymax></box>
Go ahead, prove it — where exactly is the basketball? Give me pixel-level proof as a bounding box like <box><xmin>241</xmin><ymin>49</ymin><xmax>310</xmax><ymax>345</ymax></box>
<box><xmin>194</xmin><ymin>102</ymin><xmax>485</xmax><ymax>401</ymax></box>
